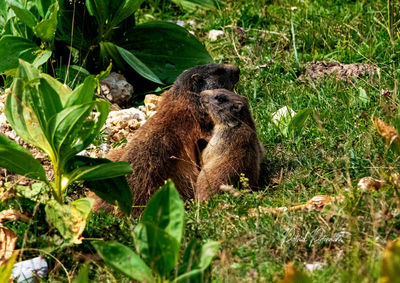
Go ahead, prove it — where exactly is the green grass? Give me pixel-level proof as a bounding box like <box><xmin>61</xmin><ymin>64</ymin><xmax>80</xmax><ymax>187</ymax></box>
<box><xmin>2</xmin><ymin>0</ymin><xmax>400</xmax><ymax>282</ymax></box>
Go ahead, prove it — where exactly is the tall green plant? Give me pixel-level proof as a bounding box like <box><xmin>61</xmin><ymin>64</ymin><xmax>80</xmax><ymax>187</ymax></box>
<box><xmin>0</xmin><ymin>60</ymin><xmax>133</xmax><ymax>243</ymax></box>
<box><xmin>0</xmin><ymin>0</ymin><xmax>214</xmax><ymax>86</ymax></box>
<box><xmin>93</xmin><ymin>180</ymin><xmax>220</xmax><ymax>282</ymax></box>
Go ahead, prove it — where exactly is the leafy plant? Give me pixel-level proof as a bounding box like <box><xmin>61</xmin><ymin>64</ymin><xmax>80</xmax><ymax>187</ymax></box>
<box><xmin>93</xmin><ymin>179</ymin><xmax>220</xmax><ymax>282</ymax></box>
<box><xmin>171</xmin><ymin>0</ymin><xmax>221</xmax><ymax>11</ymax></box>
<box><xmin>0</xmin><ymin>0</ymin><xmax>58</xmax><ymax>74</ymax></box>
<box><xmin>0</xmin><ymin>0</ymin><xmax>214</xmax><ymax>87</ymax></box>
<box><xmin>0</xmin><ymin>60</ymin><xmax>133</xmax><ymax>243</ymax></box>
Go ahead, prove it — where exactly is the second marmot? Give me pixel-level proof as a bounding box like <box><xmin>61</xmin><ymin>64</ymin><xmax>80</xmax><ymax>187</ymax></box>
<box><xmin>195</xmin><ymin>89</ymin><xmax>264</xmax><ymax>201</ymax></box>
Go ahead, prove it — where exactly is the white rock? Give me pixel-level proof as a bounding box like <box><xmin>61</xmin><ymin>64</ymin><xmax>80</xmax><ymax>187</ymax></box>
<box><xmin>107</xmin><ymin>107</ymin><xmax>146</xmax><ymax>124</ymax></box>
<box><xmin>272</xmin><ymin>106</ymin><xmax>296</xmax><ymax>125</ymax></box>
<box><xmin>208</xmin><ymin>29</ymin><xmax>225</xmax><ymax>41</ymax></box>
<box><xmin>305</xmin><ymin>262</ymin><xmax>324</xmax><ymax>272</ymax></box>
<box><xmin>12</xmin><ymin>256</ymin><xmax>48</xmax><ymax>282</ymax></box>
<box><xmin>176</xmin><ymin>20</ymin><xmax>185</xmax><ymax>27</ymax></box>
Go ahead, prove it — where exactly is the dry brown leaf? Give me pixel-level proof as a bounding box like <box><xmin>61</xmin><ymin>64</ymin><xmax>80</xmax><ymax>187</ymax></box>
<box><xmin>0</xmin><ymin>209</ymin><xmax>31</xmax><ymax>223</ymax></box>
<box><xmin>278</xmin><ymin>262</ymin><xmax>311</xmax><ymax>283</ymax></box>
<box><xmin>0</xmin><ymin>227</ymin><xmax>17</xmax><ymax>265</ymax></box>
<box><xmin>373</xmin><ymin>117</ymin><xmax>400</xmax><ymax>145</ymax></box>
<box><xmin>357</xmin><ymin>177</ymin><xmax>385</xmax><ymax>191</ymax></box>
<box><xmin>248</xmin><ymin>195</ymin><xmax>344</xmax><ymax>217</ymax></box>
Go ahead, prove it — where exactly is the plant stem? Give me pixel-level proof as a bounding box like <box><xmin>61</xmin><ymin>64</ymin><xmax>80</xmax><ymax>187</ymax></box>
<box><xmin>52</xmin><ymin>159</ymin><xmax>64</xmax><ymax>204</ymax></box>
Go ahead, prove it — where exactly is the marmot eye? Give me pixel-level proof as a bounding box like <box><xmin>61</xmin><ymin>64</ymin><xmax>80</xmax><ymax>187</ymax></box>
<box><xmin>215</xmin><ymin>94</ymin><xmax>227</xmax><ymax>103</ymax></box>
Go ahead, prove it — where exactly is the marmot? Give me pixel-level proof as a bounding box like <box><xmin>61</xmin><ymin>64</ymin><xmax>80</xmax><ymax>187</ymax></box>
<box><xmin>106</xmin><ymin>64</ymin><xmax>240</xmax><ymax>213</ymax></box>
<box><xmin>195</xmin><ymin>89</ymin><xmax>264</xmax><ymax>201</ymax></box>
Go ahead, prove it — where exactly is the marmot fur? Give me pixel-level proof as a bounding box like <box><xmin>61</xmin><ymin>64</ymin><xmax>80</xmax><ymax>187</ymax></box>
<box><xmin>106</xmin><ymin>64</ymin><xmax>240</xmax><ymax>213</ymax></box>
<box><xmin>195</xmin><ymin>89</ymin><xmax>264</xmax><ymax>201</ymax></box>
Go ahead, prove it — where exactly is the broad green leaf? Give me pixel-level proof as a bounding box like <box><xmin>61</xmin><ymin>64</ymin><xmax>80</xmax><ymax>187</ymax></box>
<box><xmin>36</xmin><ymin>77</ymin><xmax>63</xmax><ymax>122</ymax></box>
<box><xmin>287</xmin><ymin>108</ymin><xmax>312</xmax><ymax>136</ymax></box>
<box><xmin>72</xmin><ymin>264</ymin><xmax>89</xmax><ymax>283</ymax></box>
<box><xmin>0</xmin><ymin>36</ymin><xmax>39</xmax><ymax>73</ymax></box>
<box><xmin>65</xmin><ymin>75</ymin><xmax>96</xmax><ymax>107</ymax></box>
<box><xmin>123</xmin><ymin>21</ymin><xmax>213</xmax><ymax>84</ymax></box>
<box><xmin>65</xmin><ymin>156</ymin><xmax>133</xmax><ymax>215</ymax></box>
<box><xmin>99</xmin><ymin>41</ymin><xmax>125</xmax><ymax>71</ymax></box>
<box><xmin>41</xmin><ymin>73</ymin><xmax>71</xmax><ymax>106</ymax></box>
<box><xmin>109</xmin><ymin>0</ymin><xmax>144</xmax><ymax>28</ymax></box>
<box><xmin>0</xmin><ymin>251</ymin><xmax>18</xmax><ymax>282</ymax></box>
<box><xmin>134</xmin><ymin>222</ymin><xmax>180</xmax><ymax>276</ymax></box>
<box><xmin>117</xmin><ymin>45</ymin><xmax>163</xmax><ymax>84</ymax></box>
<box><xmin>68</xmin><ymin>161</ymin><xmax>132</xmax><ymax>181</ymax></box>
<box><xmin>33</xmin><ymin>2</ymin><xmax>59</xmax><ymax>41</ymax></box>
<box><xmin>70</xmin><ymin>65</ymin><xmax>91</xmax><ymax>76</ymax></box>
<box><xmin>5</xmin><ymin>62</ymin><xmax>53</xmax><ymax>155</ymax></box>
<box><xmin>174</xmin><ymin>240</ymin><xmax>220</xmax><ymax>282</ymax></box>
<box><xmin>92</xmin><ymin>241</ymin><xmax>154</xmax><ymax>283</ymax></box>
<box><xmin>51</xmin><ymin>99</ymin><xmax>109</xmax><ymax>161</ymax></box>
<box><xmin>47</xmin><ymin>102</ymin><xmax>94</xmax><ymax>160</ymax></box>
<box><xmin>100</xmin><ymin>41</ymin><xmax>162</xmax><ymax>84</ymax></box>
<box><xmin>45</xmin><ymin>198</ymin><xmax>94</xmax><ymax>244</ymax></box>
<box><xmin>7</xmin><ymin>0</ymin><xmax>38</xmax><ymax>28</ymax></box>
<box><xmin>32</xmin><ymin>49</ymin><xmax>52</xmax><ymax>67</ymax></box>
<box><xmin>0</xmin><ymin>134</ymin><xmax>46</xmax><ymax>181</ymax></box>
<box><xmin>36</xmin><ymin>0</ymin><xmax>55</xmax><ymax>18</ymax></box>
<box><xmin>85</xmin><ymin>0</ymin><xmax>108</xmax><ymax>27</ymax></box>
<box><xmin>171</xmin><ymin>0</ymin><xmax>219</xmax><ymax>11</ymax></box>
<box><xmin>141</xmin><ymin>179</ymin><xmax>184</xmax><ymax>244</ymax></box>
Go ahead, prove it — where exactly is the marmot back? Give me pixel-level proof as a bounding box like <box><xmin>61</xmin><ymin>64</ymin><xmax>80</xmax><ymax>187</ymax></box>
<box><xmin>195</xmin><ymin>89</ymin><xmax>264</xmax><ymax>201</ymax></box>
<box><xmin>106</xmin><ymin>64</ymin><xmax>240</xmax><ymax>214</ymax></box>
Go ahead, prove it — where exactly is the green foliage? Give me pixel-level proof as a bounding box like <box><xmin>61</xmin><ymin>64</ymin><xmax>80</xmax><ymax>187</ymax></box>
<box><xmin>0</xmin><ymin>0</ymin><xmax>213</xmax><ymax>87</ymax></box>
<box><xmin>0</xmin><ymin>60</ymin><xmax>133</xmax><ymax>242</ymax></box>
<box><xmin>171</xmin><ymin>0</ymin><xmax>220</xmax><ymax>11</ymax></box>
<box><xmin>0</xmin><ymin>251</ymin><xmax>18</xmax><ymax>282</ymax></box>
<box><xmin>0</xmin><ymin>0</ymin><xmax>58</xmax><ymax>73</ymax></box>
<box><xmin>0</xmin><ymin>134</ymin><xmax>47</xmax><ymax>181</ymax></box>
<box><xmin>93</xmin><ymin>180</ymin><xmax>220</xmax><ymax>282</ymax></box>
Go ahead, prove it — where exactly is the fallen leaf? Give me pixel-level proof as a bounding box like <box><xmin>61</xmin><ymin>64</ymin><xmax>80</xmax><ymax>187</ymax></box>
<box><xmin>357</xmin><ymin>177</ymin><xmax>385</xmax><ymax>191</ymax></box>
<box><xmin>278</xmin><ymin>262</ymin><xmax>311</xmax><ymax>283</ymax></box>
<box><xmin>0</xmin><ymin>209</ymin><xmax>31</xmax><ymax>223</ymax></box>
<box><xmin>0</xmin><ymin>227</ymin><xmax>17</xmax><ymax>265</ymax></box>
<box><xmin>248</xmin><ymin>195</ymin><xmax>344</xmax><ymax>217</ymax></box>
<box><xmin>373</xmin><ymin>117</ymin><xmax>400</xmax><ymax>147</ymax></box>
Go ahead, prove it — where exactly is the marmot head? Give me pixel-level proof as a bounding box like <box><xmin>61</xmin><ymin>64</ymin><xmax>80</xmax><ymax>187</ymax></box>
<box><xmin>173</xmin><ymin>64</ymin><xmax>240</xmax><ymax>93</ymax></box>
<box><xmin>200</xmin><ymin>89</ymin><xmax>253</xmax><ymax>128</ymax></box>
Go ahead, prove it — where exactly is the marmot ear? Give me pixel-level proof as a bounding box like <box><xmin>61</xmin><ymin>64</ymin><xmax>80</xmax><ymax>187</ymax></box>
<box><xmin>231</xmin><ymin>102</ymin><xmax>243</xmax><ymax>113</ymax></box>
<box><xmin>191</xmin><ymin>73</ymin><xmax>204</xmax><ymax>91</ymax></box>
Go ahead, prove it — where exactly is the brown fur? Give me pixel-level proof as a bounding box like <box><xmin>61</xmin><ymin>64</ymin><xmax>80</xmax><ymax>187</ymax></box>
<box><xmin>105</xmin><ymin>64</ymin><xmax>240</xmax><ymax>214</ymax></box>
<box><xmin>195</xmin><ymin>89</ymin><xmax>264</xmax><ymax>201</ymax></box>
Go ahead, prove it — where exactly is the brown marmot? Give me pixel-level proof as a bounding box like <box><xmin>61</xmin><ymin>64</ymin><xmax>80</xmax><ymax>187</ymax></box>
<box><xmin>195</xmin><ymin>89</ymin><xmax>264</xmax><ymax>201</ymax></box>
<box><xmin>106</xmin><ymin>64</ymin><xmax>240</xmax><ymax>213</ymax></box>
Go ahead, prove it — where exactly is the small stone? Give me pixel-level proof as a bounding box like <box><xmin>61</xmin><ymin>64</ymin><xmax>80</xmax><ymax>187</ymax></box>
<box><xmin>208</xmin><ymin>30</ymin><xmax>225</xmax><ymax>41</ymax></box>
<box><xmin>305</xmin><ymin>262</ymin><xmax>324</xmax><ymax>272</ymax></box>
<box><xmin>100</xmin><ymin>72</ymin><xmax>134</xmax><ymax>105</ymax></box>
<box><xmin>144</xmin><ymin>94</ymin><xmax>162</xmax><ymax>110</ymax></box>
